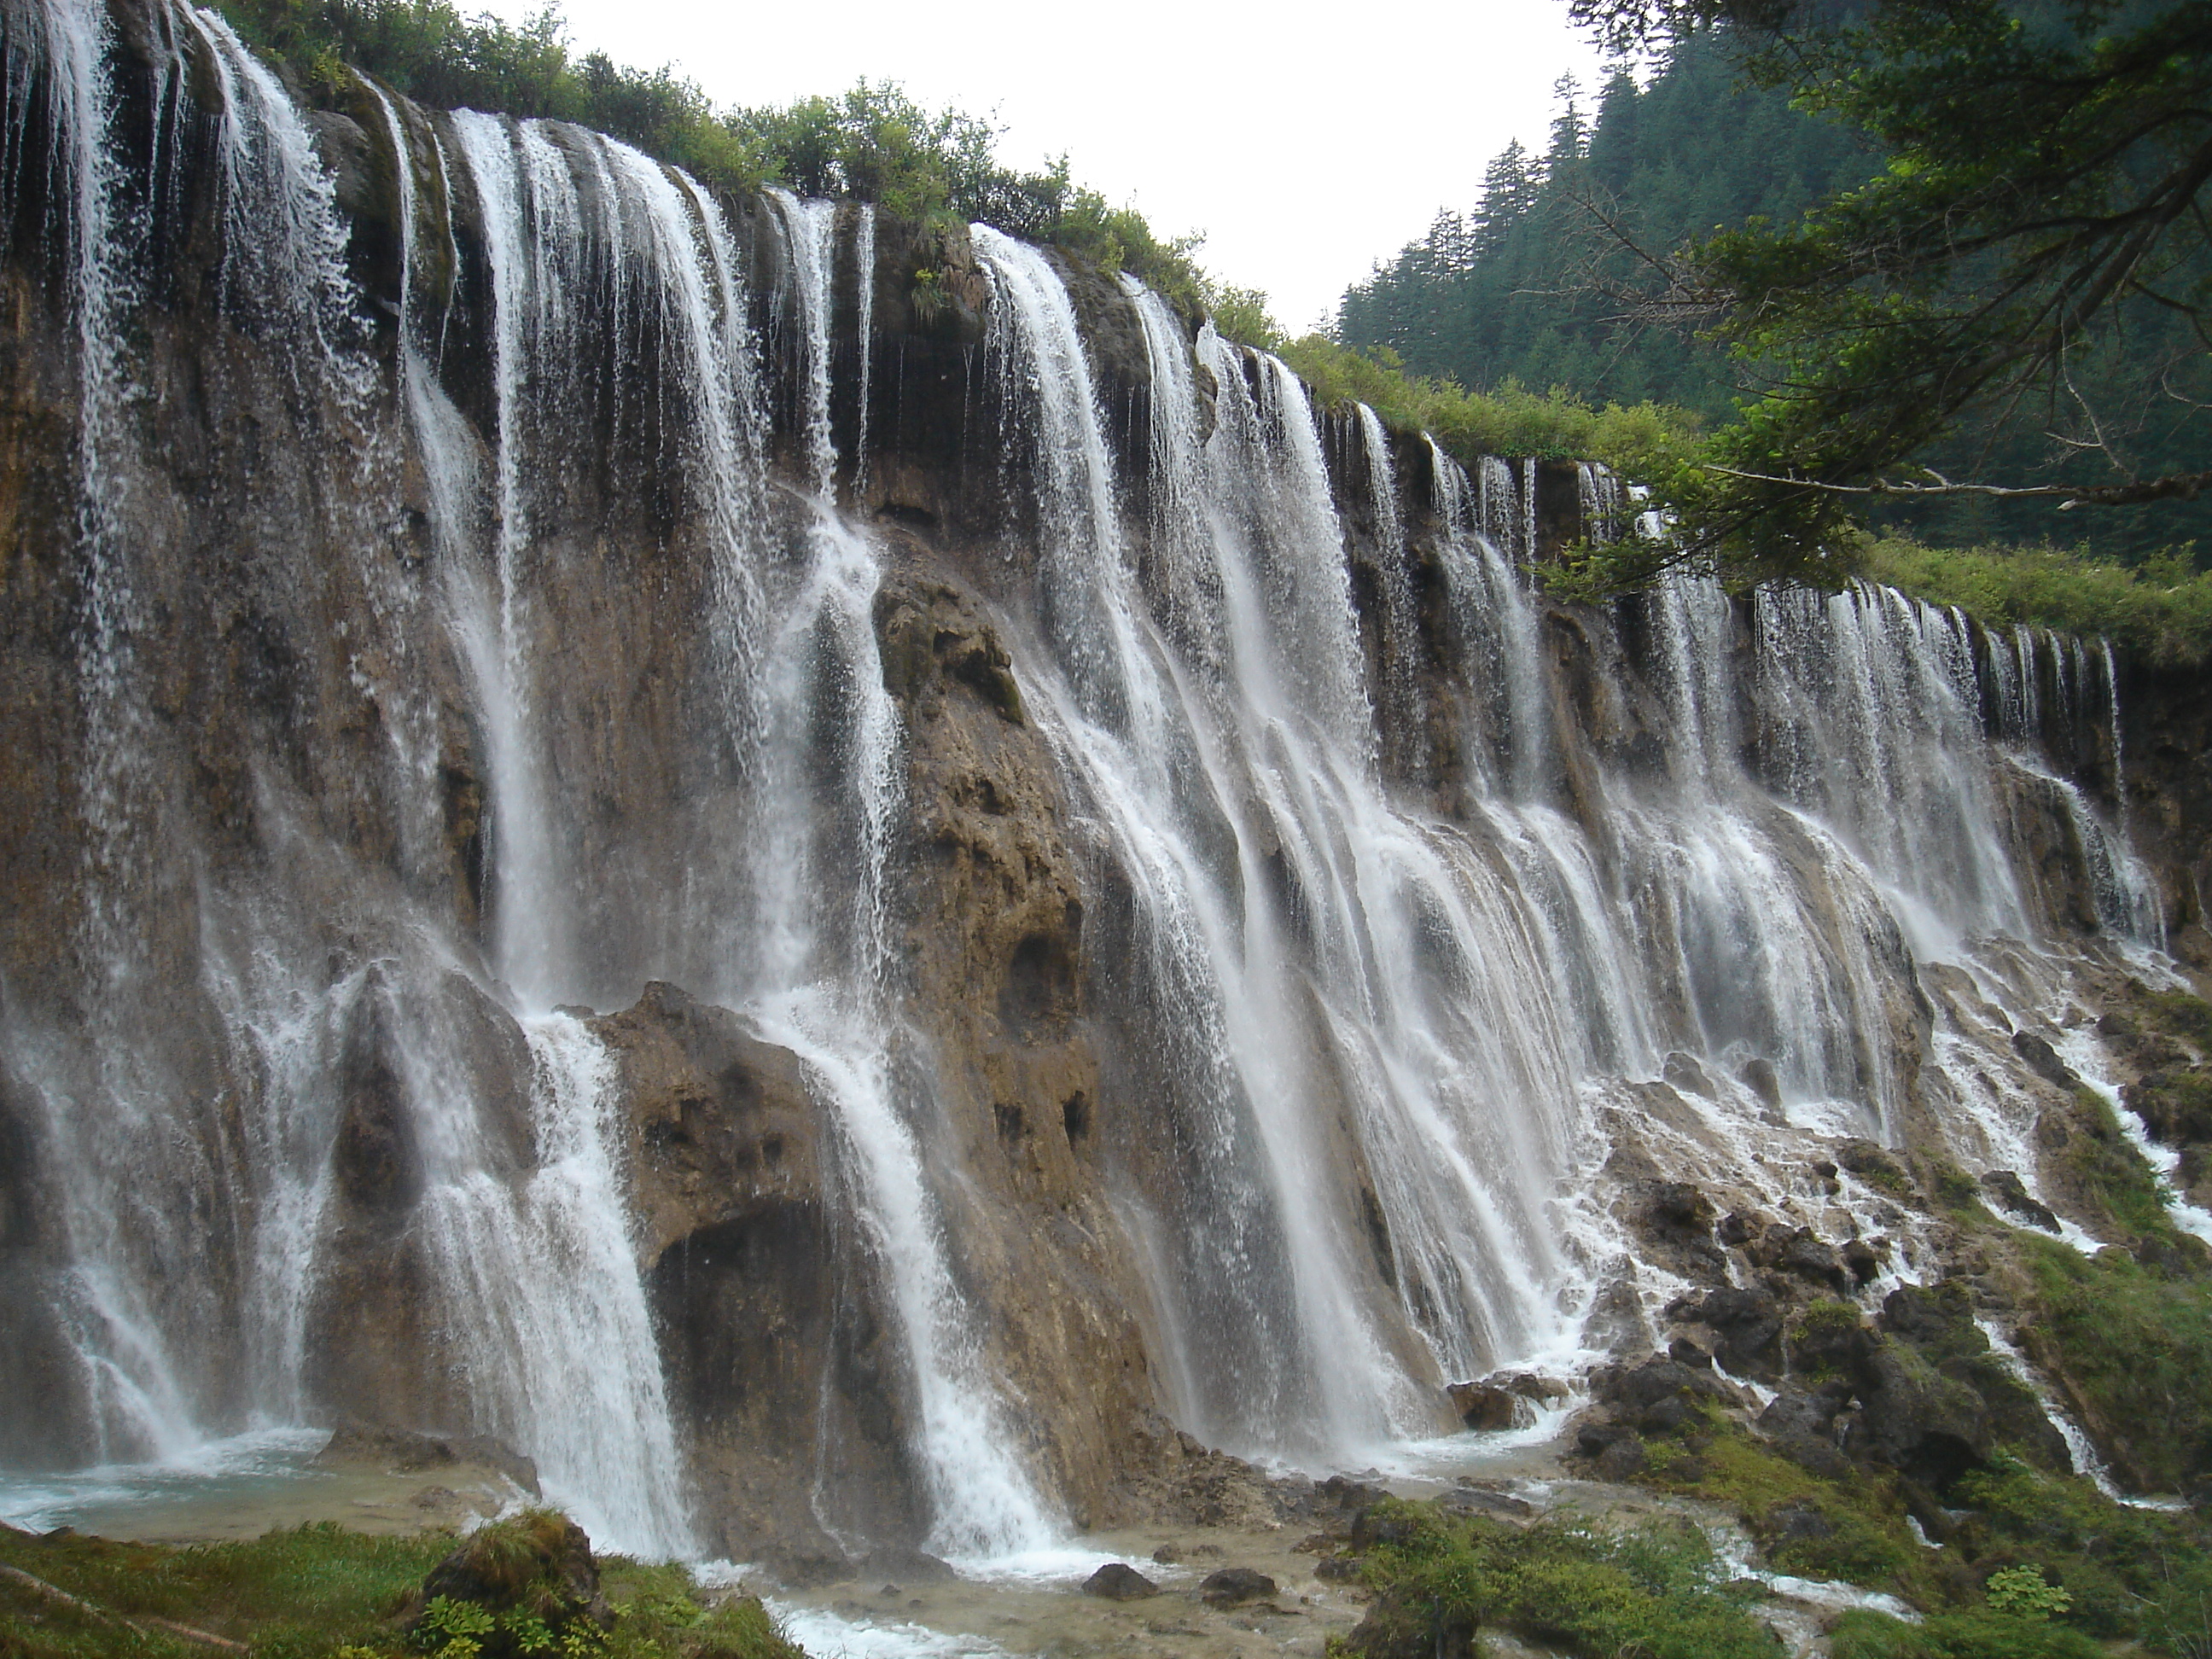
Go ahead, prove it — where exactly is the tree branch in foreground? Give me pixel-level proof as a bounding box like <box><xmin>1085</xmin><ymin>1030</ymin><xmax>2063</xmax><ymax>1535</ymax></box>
<box><xmin>1703</xmin><ymin>463</ymin><xmax>2212</xmax><ymax>508</ymax></box>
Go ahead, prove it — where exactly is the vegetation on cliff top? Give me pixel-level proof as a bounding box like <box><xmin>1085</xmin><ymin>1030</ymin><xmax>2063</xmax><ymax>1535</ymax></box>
<box><xmin>211</xmin><ymin>0</ymin><xmax>1208</xmax><ymax>303</ymax></box>
<box><xmin>1859</xmin><ymin>539</ymin><xmax>2212</xmax><ymax>667</ymax></box>
<box><xmin>210</xmin><ymin>0</ymin><xmax>2212</xmax><ymax>660</ymax></box>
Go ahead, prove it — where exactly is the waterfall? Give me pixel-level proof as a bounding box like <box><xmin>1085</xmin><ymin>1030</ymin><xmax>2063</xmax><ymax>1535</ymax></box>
<box><xmin>1356</xmin><ymin>405</ymin><xmax>1418</xmax><ymax>732</ymax></box>
<box><xmin>1022</xmin><ymin>276</ymin><xmax>1598</xmax><ymax>1458</ymax></box>
<box><xmin>741</xmin><ymin>206</ymin><xmax>1056</xmax><ymax>1560</ymax></box>
<box><xmin>1431</xmin><ymin>439</ymin><xmax>1549</xmax><ymax>797</ymax></box>
<box><xmin>0</xmin><ymin>0</ymin><xmax>2183</xmax><ymax>1568</ymax></box>
<box><xmin>852</xmin><ymin>203</ymin><xmax>876</xmax><ymax>497</ymax></box>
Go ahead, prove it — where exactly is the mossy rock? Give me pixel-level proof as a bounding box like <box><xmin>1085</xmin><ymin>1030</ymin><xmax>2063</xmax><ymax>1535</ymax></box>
<box><xmin>411</xmin><ymin>1510</ymin><xmax>611</xmax><ymax>1656</ymax></box>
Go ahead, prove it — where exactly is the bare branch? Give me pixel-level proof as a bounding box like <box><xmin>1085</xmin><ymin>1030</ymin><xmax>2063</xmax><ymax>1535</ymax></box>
<box><xmin>1701</xmin><ymin>463</ymin><xmax>2212</xmax><ymax>505</ymax></box>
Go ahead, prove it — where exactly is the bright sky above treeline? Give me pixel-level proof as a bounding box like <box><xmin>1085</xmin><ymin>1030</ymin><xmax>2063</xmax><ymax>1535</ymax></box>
<box><xmin>474</xmin><ymin>0</ymin><xmax>1610</xmax><ymax>329</ymax></box>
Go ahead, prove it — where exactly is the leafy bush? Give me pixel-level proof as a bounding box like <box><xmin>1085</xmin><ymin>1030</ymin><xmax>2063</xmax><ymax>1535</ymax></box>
<box><xmin>1983</xmin><ymin>1564</ymin><xmax>2070</xmax><ymax>1620</ymax></box>
<box><xmin>1949</xmin><ymin>1450</ymin><xmax>2212</xmax><ymax>1646</ymax></box>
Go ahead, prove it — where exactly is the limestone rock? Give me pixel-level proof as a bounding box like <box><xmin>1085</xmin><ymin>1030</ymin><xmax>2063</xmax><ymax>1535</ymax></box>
<box><xmin>2012</xmin><ymin>1029</ymin><xmax>2083</xmax><ymax>1091</ymax></box>
<box><xmin>313</xmin><ymin>1423</ymin><xmax>540</xmax><ymax>1496</ymax></box>
<box><xmin>1445</xmin><ymin>1379</ymin><xmax>1533</xmax><ymax>1432</ymax></box>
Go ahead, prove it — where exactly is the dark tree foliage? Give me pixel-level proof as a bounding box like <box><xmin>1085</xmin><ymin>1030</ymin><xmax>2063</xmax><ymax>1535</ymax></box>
<box><xmin>1336</xmin><ymin>32</ymin><xmax>1875</xmax><ymax>421</ymax></box>
<box><xmin>1563</xmin><ymin>0</ymin><xmax>2212</xmax><ymax>582</ymax></box>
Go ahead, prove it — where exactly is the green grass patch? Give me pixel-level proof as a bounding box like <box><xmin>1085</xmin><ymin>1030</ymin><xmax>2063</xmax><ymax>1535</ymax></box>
<box><xmin>1829</xmin><ymin>1607</ymin><xmax>2103</xmax><ymax>1659</ymax></box>
<box><xmin>2140</xmin><ymin>988</ymin><xmax>2212</xmax><ymax>1050</ymax></box>
<box><xmin>1637</xmin><ymin>1425</ymin><xmax>1945</xmax><ymax>1605</ymax></box>
<box><xmin>1332</xmin><ymin>1500</ymin><xmax>1775</xmax><ymax>1659</ymax></box>
<box><xmin>2056</xmin><ymin>1089</ymin><xmax>2177</xmax><ymax>1239</ymax></box>
<box><xmin>2017</xmin><ymin>1232</ymin><xmax>2212</xmax><ymax>1493</ymax></box>
<box><xmin>0</xmin><ymin>1522</ymin><xmax>804</xmax><ymax>1659</ymax></box>
<box><xmin>0</xmin><ymin>1522</ymin><xmax>446</xmax><ymax>1656</ymax></box>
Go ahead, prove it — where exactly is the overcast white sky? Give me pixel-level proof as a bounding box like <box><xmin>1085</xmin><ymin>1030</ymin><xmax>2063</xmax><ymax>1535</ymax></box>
<box><xmin>476</xmin><ymin>0</ymin><xmax>1612</xmax><ymax>330</ymax></box>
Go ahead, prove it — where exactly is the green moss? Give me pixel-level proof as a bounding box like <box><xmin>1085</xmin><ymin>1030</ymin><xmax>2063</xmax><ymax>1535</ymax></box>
<box><xmin>1636</xmin><ymin>1426</ymin><xmax>1944</xmax><ymax>1605</ymax></box>
<box><xmin>2142</xmin><ymin>989</ymin><xmax>2212</xmax><ymax>1049</ymax></box>
<box><xmin>1799</xmin><ymin>1298</ymin><xmax>1867</xmax><ymax>1336</ymax></box>
<box><xmin>1925</xmin><ymin>1160</ymin><xmax>1988</xmax><ymax>1217</ymax></box>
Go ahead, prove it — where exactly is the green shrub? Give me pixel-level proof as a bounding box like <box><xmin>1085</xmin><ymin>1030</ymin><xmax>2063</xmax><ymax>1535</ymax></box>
<box><xmin>1949</xmin><ymin>1449</ymin><xmax>2212</xmax><ymax>1645</ymax></box>
<box><xmin>1983</xmin><ymin>1563</ymin><xmax>2070</xmax><ymax>1620</ymax></box>
<box><xmin>1276</xmin><ymin>335</ymin><xmax>1703</xmax><ymax>484</ymax></box>
<box><xmin>2147</xmin><ymin>992</ymin><xmax>2212</xmax><ymax>1048</ymax></box>
<box><xmin>210</xmin><ymin>0</ymin><xmax>1208</xmax><ymax>306</ymax></box>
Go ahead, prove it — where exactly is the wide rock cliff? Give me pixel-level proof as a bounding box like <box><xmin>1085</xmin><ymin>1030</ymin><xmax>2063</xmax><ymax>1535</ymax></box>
<box><xmin>3</xmin><ymin>0</ymin><xmax>2209</xmax><ymax>1565</ymax></box>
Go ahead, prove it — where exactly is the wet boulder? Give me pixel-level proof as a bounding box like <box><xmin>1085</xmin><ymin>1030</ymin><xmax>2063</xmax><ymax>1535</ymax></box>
<box><xmin>313</xmin><ymin>1423</ymin><xmax>540</xmax><ymax>1496</ymax></box>
<box><xmin>1878</xmin><ymin>1283</ymin><xmax>2070</xmax><ymax>1474</ymax></box>
<box><xmin>1592</xmin><ymin>1431</ymin><xmax>1649</xmax><ymax>1481</ymax></box>
<box><xmin>2012</xmin><ymin>1029</ymin><xmax>2083</xmax><ymax>1091</ymax></box>
<box><xmin>1834</xmin><ymin>1138</ymin><xmax>1907</xmax><ymax>1187</ymax></box>
<box><xmin>1845</xmin><ymin>1344</ymin><xmax>1994</xmax><ymax>1488</ymax></box>
<box><xmin>1738</xmin><ymin>1057</ymin><xmax>1784</xmax><ymax>1110</ymax></box>
<box><xmin>1598</xmin><ymin>1354</ymin><xmax>1743</xmax><ymax>1432</ymax></box>
<box><xmin>1755</xmin><ymin>1382</ymin><xmax>1856</xmax><ymax>1480</ymax></box>
<box><xmin>1446</xmin><ymin>1379</ymin><xmax>1533</xmax><ymax>1432</ymax></box>
<box><xmin>1668</xmin><ymin>1284</ymin><xmax>1784</xmax><ymax>1378</ymax></box>
<box><xmin>1841</xmin><ymin>1237</ymin><xmax>1886</xmax><ymax>1282</ymax></box>
<box><xmin>1200</xmin><ymin>1566</ymin><xmax>1278</xmax><ymax>1608</ymax></box>
<box><xmin>1784</xmin><ymin>1302</ymin><xmax>1879</xmax><ymax>1385</ymax></box>
<box><xmin>1978</xmin><ymin>1170</ymin><xmax>2060</xmax><ymax>1232</ymax></box>
<box><xmin>1753</xmin><ymin>1225</ymin><xmax>1850</xmax><ymax>1293</ymax></box>
<box><xmin>1436</xmin><ymin>1482</ymin><xmax>1534</xmax><ymax>1520</ymax></box>
<box><xmin>1082</xmin><ymin>1562</ymin><xmax>1158</xmax><ymax>1600</ymax></box>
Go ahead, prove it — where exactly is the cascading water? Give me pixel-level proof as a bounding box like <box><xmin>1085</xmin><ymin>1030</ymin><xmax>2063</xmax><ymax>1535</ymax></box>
<box><xmin>1</xmin><ymin>0</ymin><xmax>2190</xmax><ymax>1569</ymax></box>
<box><xmin>744</xmin><ymin>201</ymin><xmax>1057</xmax><ymax>1560</ymax></box>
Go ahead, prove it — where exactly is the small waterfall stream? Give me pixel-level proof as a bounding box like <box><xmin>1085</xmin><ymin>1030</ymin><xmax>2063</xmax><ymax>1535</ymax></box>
<box><xmin>0</xmin><ymin>0</ymin><xmax>2186</xmax><ymax>1569</ymax></box>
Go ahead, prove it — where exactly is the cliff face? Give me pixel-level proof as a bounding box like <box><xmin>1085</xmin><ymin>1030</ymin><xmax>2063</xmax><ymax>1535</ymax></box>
<box><xmin>3</xmin><ymin>0</ymin><xmax>2208</xmax><ymax>1563</ymax></box>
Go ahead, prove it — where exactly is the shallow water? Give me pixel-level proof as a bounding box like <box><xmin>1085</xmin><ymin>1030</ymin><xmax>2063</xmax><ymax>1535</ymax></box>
<box><xmin>0</xmin><ymin>1426</ymin><xmax>520</xmax><ymax>1540</ymax></box>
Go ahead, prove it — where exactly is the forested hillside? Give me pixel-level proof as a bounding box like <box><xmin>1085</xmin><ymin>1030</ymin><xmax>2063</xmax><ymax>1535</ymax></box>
<box><xmin>1336</xmin><ymin>33</ymin><xmax>1873</xmax><ymax>420</ymax></box>
<box><xmin>1338</xmin><ymin>25</ymin><xmax>2212</xmax><ymax>563</ymax></box>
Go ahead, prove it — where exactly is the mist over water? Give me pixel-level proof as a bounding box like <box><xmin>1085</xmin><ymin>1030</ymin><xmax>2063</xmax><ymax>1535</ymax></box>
<box><xmin>0</xmin><ymin>0</ymin><xmax>2175</xmax><ymax>1557</ymax></box>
